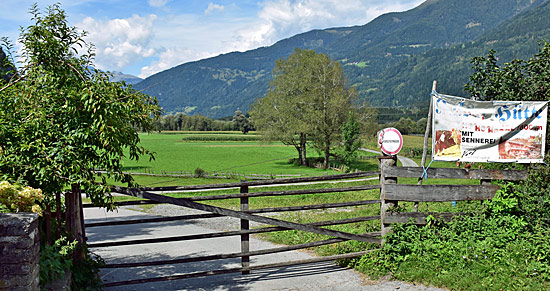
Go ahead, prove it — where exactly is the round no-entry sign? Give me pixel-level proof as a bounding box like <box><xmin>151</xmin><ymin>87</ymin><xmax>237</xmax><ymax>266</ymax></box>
<box><xmin>378</xmin><ymin>127</ymin><xmax>403</xmax><ymax>156</ymax></box>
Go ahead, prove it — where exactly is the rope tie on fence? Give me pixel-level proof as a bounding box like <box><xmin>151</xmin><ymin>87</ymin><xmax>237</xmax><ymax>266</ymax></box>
<box><xmin>421</xmin><ymin>159</ymin><xmax>435</xmax><ymax>181</ymax></box>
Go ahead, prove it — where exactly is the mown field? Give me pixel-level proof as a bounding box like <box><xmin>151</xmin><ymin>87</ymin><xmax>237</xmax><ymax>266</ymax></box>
<box><xmin>121</xmin><ymin>131</ymin><xmax>390</xmax><ymax>182</ymax></box>
<box><xmin>123</xmin><ymin>132</ymin><xmax>336</xmax><ymax>177</ymax></box>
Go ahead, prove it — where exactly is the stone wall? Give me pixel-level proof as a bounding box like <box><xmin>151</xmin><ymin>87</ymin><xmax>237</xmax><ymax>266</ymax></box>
<box><xmin>0</xmin><ymin>213</ymin><xmax>40</xmax><ymax>291</ymax></box>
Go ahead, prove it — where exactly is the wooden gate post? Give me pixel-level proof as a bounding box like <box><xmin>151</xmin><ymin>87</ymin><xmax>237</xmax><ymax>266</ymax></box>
<box><xmin>240</xmin><ymin>185</ymin><xmax>250</xmax><ymax>275</ymax></box>
<box><xmin>66</xmin><ymin>184</ymin><xmax>86</xmax><ymax>261</ymax></box>
<box><xmin>379</xmin><ymin>155</ymin><xmax>397</xmax><ymax>242</ymax></box>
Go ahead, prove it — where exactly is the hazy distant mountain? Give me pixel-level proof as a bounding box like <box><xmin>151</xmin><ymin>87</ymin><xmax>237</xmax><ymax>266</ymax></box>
<box><xmin>110</xmin><ymin>71</ymin><xmax>143</xmax><ymax>85</ymax></box>
<box><xmin>0</xmin><ymin>47</ymin><xmax>16</xmax><ymax>82</ymax></box>
<box><xmin>134</xmin><ymin>0</ymin><xmax>549</xmax><ymax>118</ymax></box>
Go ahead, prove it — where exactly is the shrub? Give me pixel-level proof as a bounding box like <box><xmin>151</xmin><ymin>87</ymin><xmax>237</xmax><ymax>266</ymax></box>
<box><xmin>352</xmin><ymin>180</ymin><xmax>550</xmax><ymax>290</ymax></box>
<box><xmin>194</xmin><ymin>167</ymin><xmax>206</xmax><ymax>178</ymax></box>
<box><xmin>0</xmin><ymin>181</ymin><xmax>43</xmax><ymax>214</ymax></box>
<box><xmin>39</xmin><ymin>237</ymin><xmax>77</xmax><ymax>287</ymax></box>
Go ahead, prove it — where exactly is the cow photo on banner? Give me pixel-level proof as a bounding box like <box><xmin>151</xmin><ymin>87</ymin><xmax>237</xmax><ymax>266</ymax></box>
<box><xmin>432</xmin><ymin>92</ymin><xmax>548</xmax><ymax>163</ymax></box>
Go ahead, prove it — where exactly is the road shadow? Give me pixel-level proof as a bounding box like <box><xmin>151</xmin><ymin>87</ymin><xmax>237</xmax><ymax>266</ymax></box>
<box><xmin>100</xmin><ymin>251</ymin><xmax>351</xmax><ymax>291</ymax></box>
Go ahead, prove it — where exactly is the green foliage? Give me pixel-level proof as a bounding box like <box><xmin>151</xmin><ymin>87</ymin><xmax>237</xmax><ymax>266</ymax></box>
<box><xmin>232</xmin><ymin>110</ymin><xmax>253</xmax><ymax>134</ymax></box>
<box><xmin>154</xmin><ymin>113</ymin><xmax>239</xmax><ymax>131</ymax></box>
<box><xmin>193</xmin><ymin>167</ymin><xmax>206</xmax><ymax>178</ymax></box>
<box><xmin>338</xmin><ymin>112</ymin><xmax>361</xmax><ymax>165</ymax></box>
<box><xmin>250</xmin><ymin>48</ymin><xmax>356</xmax><ymax>168</ymax></box>
<box><xmin>39</xmin><ymin>237</ymin><xmax>77</xmax><ymax>287</ymax></box>
<box><xmin>353</xmin><ymin>177</ymin><xmax>550</xmax><ymax>290</ymax></box>
<box><xmin>465</xmin><ymin>40</ymin><xmax>550</xmax><ymax>102</ymax></box>
<box><xmin>70</xmin><ymin>251</ymin><xmax>105</xmax><ymax>290</ymax></box>
<box><xmin>0</xmin><ymin>4</ymin><xmax>161</xmax><ymax>209</ymax></box>
<box><xmin>0</xmin><ymin>181</ymin><xmax>43</xmax><ymax>214</ymax></box>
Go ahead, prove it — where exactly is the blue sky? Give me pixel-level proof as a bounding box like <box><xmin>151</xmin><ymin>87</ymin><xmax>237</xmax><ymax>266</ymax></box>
<box><xmin>1</xmin><ymin>0</ymin><xmax>424</xmax><ymax>78</ymax></box>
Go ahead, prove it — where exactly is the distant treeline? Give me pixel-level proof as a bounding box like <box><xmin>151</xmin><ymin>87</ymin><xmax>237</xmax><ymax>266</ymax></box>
<box><xmin>154</xmin><ymin>107</ymin><xmax>428</xmax><ymax>134</ymax></box>
<box><xmin>153</xmin><ymin>113</ymin><xmax>239</xmax><ymax>131</ymax></box>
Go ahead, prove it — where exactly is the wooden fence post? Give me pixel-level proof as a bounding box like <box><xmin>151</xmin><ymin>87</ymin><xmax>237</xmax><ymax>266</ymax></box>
<box><xmin>240</xmin><ymin>185</ymin><xmax>250</xmax><ymax>275</ymax></box>
<box><xmin>66</xmin><ymin>184</ymin><xmax>86</xmax><ymax>261</ymax></box>
<box><xmin>379</xmin><ymin>155</ymin><xmax>397</xmax><ymax>242</ymax></box>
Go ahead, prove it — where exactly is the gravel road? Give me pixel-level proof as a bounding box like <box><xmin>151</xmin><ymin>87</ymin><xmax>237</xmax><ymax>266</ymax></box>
<box><xmin>85</xmin><ymin>205</ymin><xmax>446</xmax><ymax>291</ymax></box>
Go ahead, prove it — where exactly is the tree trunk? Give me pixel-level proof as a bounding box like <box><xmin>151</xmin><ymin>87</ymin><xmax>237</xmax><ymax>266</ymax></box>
<box><xmin>324</xmin><ymin>146</ymin><xmax>330</xmax><ymax>169</ymax></box>
<box><xmin>300</xmin><ymin>133</ymin><xmax>307</xmax><ymax>165</ymax></box>
<box><xmin>324</xmin><ymin>135</ymin><xmax>331</xmax><ymax>169</ymax></box>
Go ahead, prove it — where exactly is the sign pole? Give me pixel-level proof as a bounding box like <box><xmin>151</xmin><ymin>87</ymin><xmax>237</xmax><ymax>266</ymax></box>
<box><xmin>415</xmin><ymin>80</ymin><xmax>437</xmax><ymax>212</ymax></box>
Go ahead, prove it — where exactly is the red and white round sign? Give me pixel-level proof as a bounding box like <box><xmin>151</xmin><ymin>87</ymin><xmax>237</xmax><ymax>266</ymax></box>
<box><xmin>378</xmin><ymin>128</ymin><xmax>403</xmax><ymax>156</ymax></box>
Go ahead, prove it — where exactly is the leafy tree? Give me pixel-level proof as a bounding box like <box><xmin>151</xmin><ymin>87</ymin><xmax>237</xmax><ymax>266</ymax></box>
<box><xmin>339</xmin><ymin>112</ymin><xmax>362</xmax><ymax>165</ymax></box>
<box><xmin>0</xmin><ymin>2</ymin><xmax>161</xmax><ymax>254</ymax></box>
<box><xmin>465</xmin><ymin>40</ymin><xmax>550</xmax><ymax>102</ymax></box>
<box><xmin>250</xmin><ymin>49</ymin><xmax>312</xmax><ymax>165</ymax></box>
<box><xmin>464</xmin><ymin>40</ymin><xmax>550</xmax><ymax>145</ymax></box>
<box><xmin>232</xmin><ymin>109</ymin><xmax>251</xmax><ymax>134</ymax></box>
<box><xmin>250</xmin><ymin>48</ymin><xmax>355</xmax><ymax>168</ymax></box>
<box><xmin>304</xmin><ymin>51</ymin><xmax>355</xmax><ymax>168</ymax></box>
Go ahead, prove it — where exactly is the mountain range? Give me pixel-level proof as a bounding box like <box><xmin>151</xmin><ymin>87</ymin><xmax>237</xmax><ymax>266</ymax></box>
<box><xmin>109</xmin><ymin>71</ymin><xmax>143</xmax><ymax>85</ymax></box>
<box><xmin>133</xmin><ymin>0</ymin><xmax>550</xmax><ymax>118</ymax></box>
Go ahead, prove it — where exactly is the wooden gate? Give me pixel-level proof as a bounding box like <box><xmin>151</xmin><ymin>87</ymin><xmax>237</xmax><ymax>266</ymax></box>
<box><xmin>85</xmin><ymin>161</ymin><xmax>528</xmax><ymax>287</ymax></box>
<box><xmin>84</xmin><ymin>171</ymin><xmax>382</xmax><ymax>287</ymax></box>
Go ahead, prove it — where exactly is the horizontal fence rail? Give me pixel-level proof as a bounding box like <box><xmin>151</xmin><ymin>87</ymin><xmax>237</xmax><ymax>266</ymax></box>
<box><xmin>101</xmin><ymin>233</ymin><xmax>380</xmax><ymax>269</ymax></box>
<box><xmin>382</xmin><ymin>166</ymin><xmax>527</xmax><ymax>181</ymax></box>
<box><xmin>135</xmin><ymin>171</ymin><xmax>380</xmax><ymax>192</ymax></box>
<box><xmin>383</xmin><ymin>184</ymin><xmax>501</xmax><ymax>202</ymax></box>
<box><xmin>87</xmin><ymin>171</ymin><xmax>383</xmax><ymax>286</ymax></box>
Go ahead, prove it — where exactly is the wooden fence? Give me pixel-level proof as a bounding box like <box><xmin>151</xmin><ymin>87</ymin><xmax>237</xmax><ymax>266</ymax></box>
<box><xmin>84</xmin><ymin>158</ymin><xmax>528</xmax><ymax>287</ymax></box>
<box><xmin>379</xmin><ymin>156</ymin><xmax>527</xmax><ymax>236</ymax></box>
<box><xmin>84</xmin><ymin>171</ymin><xmax>382</xmax><ymax>287</ymax></box>
<box><xmin>97</xmin><ymin>169</ymin><xmax>305</xmax><ymax>180</ymax></box>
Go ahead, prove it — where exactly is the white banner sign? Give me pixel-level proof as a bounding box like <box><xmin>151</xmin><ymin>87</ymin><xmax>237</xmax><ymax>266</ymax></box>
<box><xmin>432</xmin><ymin>92</ymin><xmax>548</xmax><ymax>163</ymax></box>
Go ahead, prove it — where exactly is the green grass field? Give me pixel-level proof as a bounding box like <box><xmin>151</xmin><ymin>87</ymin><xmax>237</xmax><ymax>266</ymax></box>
<box><xmin>123</xmin><ymin>132</ymin><xmax>339</xmax><ymax>176</ymax></box>
<box><xmin>122</xmin><ymin>132</ymin><xmax>388</xmax><ymax>179</ymax></box>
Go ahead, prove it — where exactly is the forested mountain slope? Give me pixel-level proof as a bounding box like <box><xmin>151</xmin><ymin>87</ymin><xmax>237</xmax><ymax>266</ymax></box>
<box><xmin>366</xmin><ymin>0</ymin><xmax>550</xmax><ymax>108</ymax></box>
<box><xmin>133</xmin><ymin>0</ymin><xmax>548</xmax><ymax>117</ymax></box>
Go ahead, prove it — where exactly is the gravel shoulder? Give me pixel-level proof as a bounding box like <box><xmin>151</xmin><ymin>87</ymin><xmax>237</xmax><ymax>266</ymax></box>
<box><xmin>85</xmin><ymin>204</ymin><xmax>446</xmax><ymax>290</ymax></box>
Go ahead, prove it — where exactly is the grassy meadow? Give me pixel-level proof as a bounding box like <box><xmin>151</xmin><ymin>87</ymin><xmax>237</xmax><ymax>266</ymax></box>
<box><xmin>123</xmin><ymin>132</ymin><xmax>335</xmax><ymax>177</ymax></box>
<box><xmin>121</xmin><ymin>131</ymin><xmax>390</xmax><ymax>182</ymax></box>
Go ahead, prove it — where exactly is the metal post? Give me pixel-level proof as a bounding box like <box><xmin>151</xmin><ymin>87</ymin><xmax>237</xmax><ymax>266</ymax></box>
<box><xmin>416</xmin><ymin>80</ymin><xmax>437</xmax><ymax>212</ymax></box>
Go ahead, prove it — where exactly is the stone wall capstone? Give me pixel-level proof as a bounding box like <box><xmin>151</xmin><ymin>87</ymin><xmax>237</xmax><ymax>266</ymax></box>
<box><xmin>0</xmin><ymin>213</ymin><xmax>40</xmax><ymax>291</ymax></box>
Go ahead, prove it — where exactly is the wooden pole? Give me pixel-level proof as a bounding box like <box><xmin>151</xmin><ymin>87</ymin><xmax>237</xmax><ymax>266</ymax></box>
<box><xmin>240</xmin><ymin>185</ymin><xmax>250</xmax><ymax>275</ymax></box>
<box><xmin>379</xmin><ymin>155</ymin><xmax>397</xmax><ymax>241</ymax></box>
<box><xmin>56</xmin><ymin>192</ymin><xmax>62</xmax><ymax>240</ymax></box>
<box><xmin>415</xmin><ymin>80</ymin><xmax>437</xmax><ymax>212</ymax></box>
<box><xmin>66</xmin><ymin>184</ymin><xmax>85</xmax><ymax>261</ymax></box>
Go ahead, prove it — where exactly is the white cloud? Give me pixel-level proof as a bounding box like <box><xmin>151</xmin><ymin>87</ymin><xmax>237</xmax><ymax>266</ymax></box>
<box><xmin>230</xmin><ymin>0</ymin><xmax>424</xmax><ymax>52</ymax></box>
<box><xmin>148</xmin><ymin>0</ymin><xmax>170</xmax><ymax>8</ymax></box>
<box><xmin>78</xmin><ymin>14</ymin><xmax>157</xmax><ymax>71</ymax></box>
<box><xmin>139</xmin><ymin>47</ymin><xmax>214</xmax><ymax>78</ymax></box>
<box><xmin>204</xmin><ymin>3</ymin><xmax>225</xmax><ymax>15</ymax></box>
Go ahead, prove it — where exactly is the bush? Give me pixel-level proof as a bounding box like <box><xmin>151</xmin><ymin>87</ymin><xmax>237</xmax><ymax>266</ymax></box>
<box><xmin>39</xmin><ymin>237</ymin><xmax>76</xmax><ymax>287</ymax></box>
<box><xmin>0</xmin><ymin>181</ymin><xmax>43</xmax><ymax>214</ymax></box>
<box><xmin>352</xmin><ymin>179</ymin><xmax>550</xmax><ymax>290</ymax></box>
<box><xmin>194</xmin><ymin>167</ymin><xmax>206</xmax><ymax>178</ymax></box>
